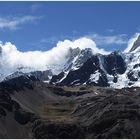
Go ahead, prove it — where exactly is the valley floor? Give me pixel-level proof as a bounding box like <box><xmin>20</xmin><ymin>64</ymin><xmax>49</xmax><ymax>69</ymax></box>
<box><xmin>0</xmin><ymin>78</ymin><xmax>140</xmax><ymax>138</ymax></box>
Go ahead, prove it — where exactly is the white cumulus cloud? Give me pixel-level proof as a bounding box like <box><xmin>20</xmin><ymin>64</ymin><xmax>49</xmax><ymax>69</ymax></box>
<box><xmin>0</xmin><ymin>37</ymin><xmax>109</xmax><ymax>78</ymax></box>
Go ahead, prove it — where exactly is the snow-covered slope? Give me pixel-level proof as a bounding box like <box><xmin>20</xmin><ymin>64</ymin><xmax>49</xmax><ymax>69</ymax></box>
<box><xmin>50</xmin><ymin>35</ymin><xmax>140</xmax><ymax>89</ymax></box>
<box><xmin>3</xmin><ymin>70</ymin><xmax>53</xmax><ymax>83</ymax></box>
<box><xmin>1</xmin><ymin>47</ymin><xmax>94</xmax><ymax>82</ymax></box>
<box><xmin>0</xmin><ymin>37</ymin><xmax>109</xmax><ymax>81</ymax></box>
<box><xmin>2</xmin><ymin>35</ymin><xmax>140</xmax><ymax>89</ymax></box>
<box><xmin>50</xmin><ymin>51</ymin><xmax>125</xmax><ymax>88</ymax></box>
<box><xmin>112</xmin><ymin>34</ymin><xmax>140</xmax><ymax>88</ymax></box>
<box><xmin>50</xmin><ymin>48</ymin><xmax>94</xmax><ymax>84</ymax></box>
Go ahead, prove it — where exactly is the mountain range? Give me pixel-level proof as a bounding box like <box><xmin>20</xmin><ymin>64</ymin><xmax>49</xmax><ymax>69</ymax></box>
<box><xmin>1</xmin><ymin>34</ymin><xmax>140</xmax><ymax>89</ymax></box>
<box><xmin>1</xmin><ymin>35</ymin><xmax>140</xmax><ymax>138</ymax></box>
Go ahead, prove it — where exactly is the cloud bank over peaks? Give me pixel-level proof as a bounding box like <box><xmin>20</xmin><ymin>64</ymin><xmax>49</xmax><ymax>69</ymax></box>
<box><xmin>55</xmin><ymin>37</ymin><xmax>109</xmax><ymax>55</ymax></box>
<box><xmin>0</xmin><ymin>37</ymin><xmax>109</xmax><ymax>76</ymax></box>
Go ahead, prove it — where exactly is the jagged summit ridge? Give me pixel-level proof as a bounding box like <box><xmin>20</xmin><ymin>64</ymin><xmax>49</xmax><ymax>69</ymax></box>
<box><xmin>129</xmin><ymin>34</ymin><xmax>140</xmax><ymax>52</ymax></box>
<box><xmin>49</xmin><ymin>35</ymin><xmax>140</xmax><ymax>88</ymax></box>
<box><xmin>1</xmin><ymin>34</ymin><xmax>140</xmax><ymax>89</ymax></box>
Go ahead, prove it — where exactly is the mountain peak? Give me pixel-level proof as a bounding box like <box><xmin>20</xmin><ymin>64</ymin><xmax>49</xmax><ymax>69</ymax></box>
<box><xmin>129</xmin><ymin>34</ymin><xmax>140</xmax><ymax>52</ymax></box>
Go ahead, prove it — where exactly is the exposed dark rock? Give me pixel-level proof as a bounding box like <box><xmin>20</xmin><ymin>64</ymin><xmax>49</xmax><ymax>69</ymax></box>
<box><xmin>133</xmin><ymin>63</ymin><xmax>140</xmax><ymax>69</ymax></box>
<box><xmin>73</xmin><ymin>92</ymin><xmax>140</xmax><ymax>138</ymax></box>
<box><xmin>0</xmin><ymin>75</ymin><xmax>39</xmax><ymax>92</ymax></box>
<box><xmin>0</xmin><ymin>107</ymin><xmax>6</xmax><ymax>116</ymax></box>
<box><xmin>0</xmin><ymin>76</ymin><xmax>140</xmax><ymax>138</ymax></box>
<box><xmin>30</xmin><ymin>70</ymin><xmax>53</xmax><ymax>81</ymax></box>
<box><xmin>103</xmin><ymin>51</ymin><xmax>126</xmax><ymax>75</ymax></box>
<box><xmin>127</xmin><ymin>71</ymin><xmax>138</xmax><ymax>81</ymax></box>
<box><xmin>51</xmin><ymin>51</ymin><xmax>126</xmax><ymax>87</ymax></box>
<box><xmin>14</xmin><ymin>110</ymin><xmax>33</xmax><ymax>125</ymax></box>
<box><xmin>50</xmin><ymin>72</ymin><xmax>65</xmax><ymax>84</ymax></box>
<box><xmin>56</xmin><ymin>56</ymin><xmax>109</xmax><ymax>87</ymax></box>
<box><xmin>32</xmin><ymin>121</ymin><xmax>85</xmax><ymax>139</ymax></box>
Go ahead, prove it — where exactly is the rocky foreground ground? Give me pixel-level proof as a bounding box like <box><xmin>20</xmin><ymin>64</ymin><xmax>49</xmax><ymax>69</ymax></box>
<box><xmin>0</xmin><ymin>76</ymin><xmax>140</xmax><ymax>138</ymax></box>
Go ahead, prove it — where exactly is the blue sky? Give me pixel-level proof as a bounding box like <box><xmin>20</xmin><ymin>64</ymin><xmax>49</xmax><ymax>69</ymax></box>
<box><xmin>0</xmin><ymin>1</ymin><xmax>140</xmax><ymax>52</ymax></box>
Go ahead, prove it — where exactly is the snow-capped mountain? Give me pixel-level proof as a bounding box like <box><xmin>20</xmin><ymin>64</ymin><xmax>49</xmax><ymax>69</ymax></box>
<box><xmin>50</xmin><ymin>35</ymin><xmax>140</xmax><ymax>89</ymax></box>
<box><xmin>50</xmin><ymin>47</ymin><xmax>94</xmax><ymax>84</ymax></box>
<box><xmin>3</xmin><ymin>70</ymin><xmax>53</xmax><ymax>82</ymax></box>
<box><xmin>129</xmin><ymin>34</ymin><xmax>140</xmax><ymax>52</ymax></box>
<box><xmin>1</xmin><ymin>46</ymin><xmax>93</xmax><ymax>83</ymax></box>
<box><xmin>50</xmin><ymin>51</ymin><xmax>126</xmax><ymax>87</ymax></box>
<box><xmin>1</xmin><ymin>34</ymin><xmax>140</xmax><ymax>89</ymax></box>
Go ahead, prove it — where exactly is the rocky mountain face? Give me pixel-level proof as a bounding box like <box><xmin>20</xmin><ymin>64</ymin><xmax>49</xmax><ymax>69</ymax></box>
<box><xmin>1</xmin><ymin>75</ymin><xmax>140</xmax><ymax>138</ymax></box>
<box><xmin>4</xmin><ymin>70</ymin><xmax>53</xmax><ymax>83</ymax></box>
<box><xmin>51</xmin><ymin>55</ymin><xmax>109</xmax><ymax>86</ymax></box>
<box><xmin>50</xmin><ymin>35</ymin><xmax>140</xmax><ymax>88</ymax></box>
<box><xmin>51</xmin><ymin>51</ymin><xmax>127</xmax><ymax>87</ymax></box>
<box><xmin>1</xmin><ymin>34</ymin><xmax>140</xmax><ymax>89</ymax></box>
<box><xmin>1</xmin><ymin>34</ymin><xmax>140</xmax><ymax>139</ymax></box>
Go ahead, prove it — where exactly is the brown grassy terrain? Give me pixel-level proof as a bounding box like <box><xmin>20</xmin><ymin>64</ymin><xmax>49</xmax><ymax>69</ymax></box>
<box><xmin>41</xmin><ymin>100</ymin><xmax>76</xmax><ymax>122</ymax></box>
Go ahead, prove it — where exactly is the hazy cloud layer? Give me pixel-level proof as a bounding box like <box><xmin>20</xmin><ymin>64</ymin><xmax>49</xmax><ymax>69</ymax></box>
<box><xmin>0</xmin><ymin>16</ymin><xmax>40</xmax><ymax>30</ymax></box>
<box><xmin>31</xmin><ymin>4</ymin><xmax>42</xmax><ymax>13</ymax></box>
<box><xmin>87</xmin><ymin>33</ymin><xmax>128</xmax><ymax>46</ymax></box>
